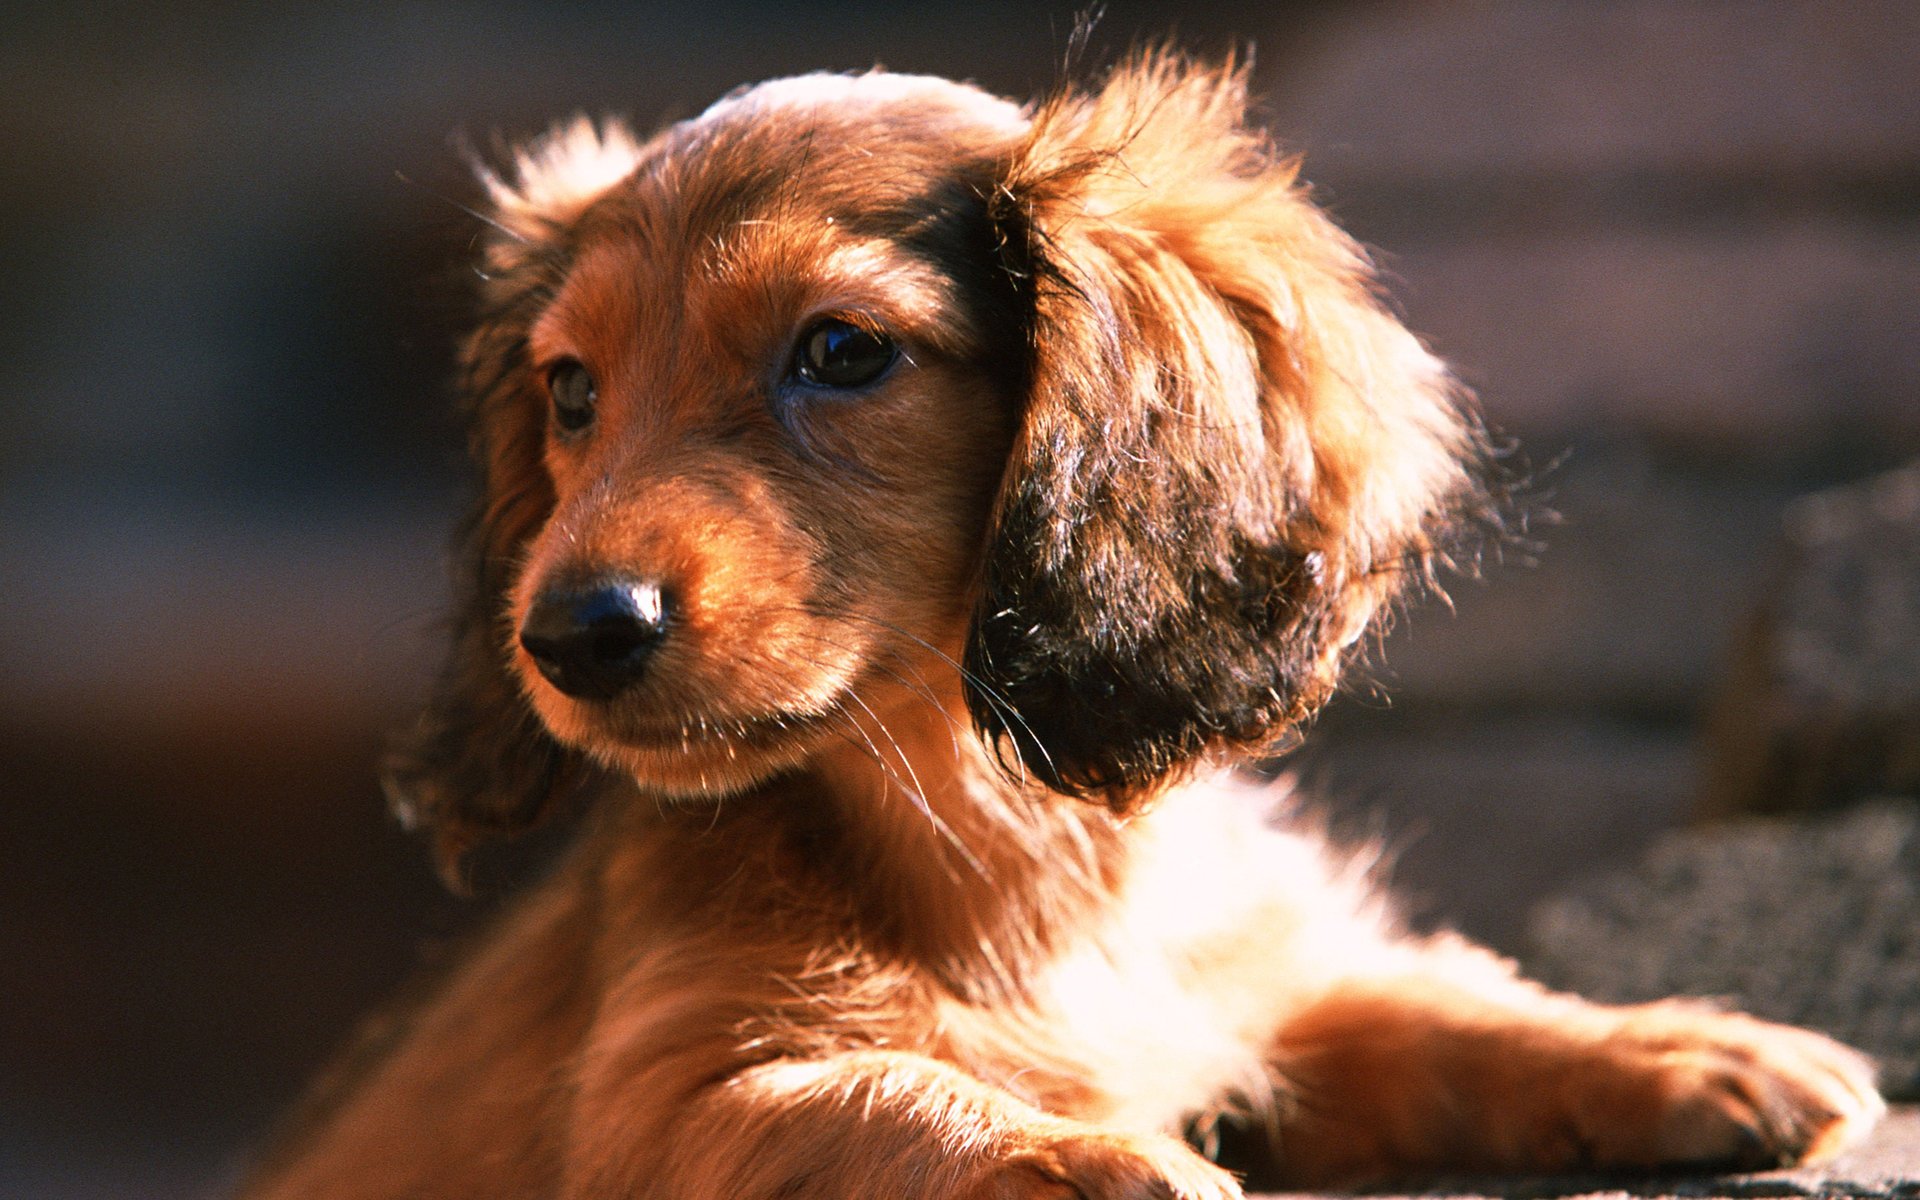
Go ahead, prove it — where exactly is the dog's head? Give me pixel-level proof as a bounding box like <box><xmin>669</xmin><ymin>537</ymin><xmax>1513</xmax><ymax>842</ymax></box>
<box><xmin>387</xmin><ymin>55</ymin><xmax>1489</xmax><ymax>868</ymax></box>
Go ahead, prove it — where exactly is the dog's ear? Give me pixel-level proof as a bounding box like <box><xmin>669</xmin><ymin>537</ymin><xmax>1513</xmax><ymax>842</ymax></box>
<box><xmin>966</xmin><ymin>54</ymin><xmax>1487</xmax><ymax>809</ymax></box>
<box><xmin>384</xmin><ymin>119</ymin><xmax>644</xmax><ymax>882</ymax></box>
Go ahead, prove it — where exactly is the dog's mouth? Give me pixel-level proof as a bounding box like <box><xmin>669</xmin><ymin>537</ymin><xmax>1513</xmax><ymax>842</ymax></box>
<box><xmin>559</xmin><ymin>690</ymin><xmax>865</xmax><ymax>796</ymax></box>
<box><xmin>593</xmin><ymin>691</ymin><xmax>855</xmax><ymax>757</ymax></box>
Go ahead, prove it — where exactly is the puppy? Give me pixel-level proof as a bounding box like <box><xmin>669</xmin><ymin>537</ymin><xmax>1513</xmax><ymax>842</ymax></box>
<box><xmin>241</xmin><ymin>54</ymin><xmax>1881</xmax><ymax>1199</ymax></box>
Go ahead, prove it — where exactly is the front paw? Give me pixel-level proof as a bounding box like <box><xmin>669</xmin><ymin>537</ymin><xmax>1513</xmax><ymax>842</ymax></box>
<box><xmin>978</xmin><ymin>1130</ymin><xmax>1242</xmax><ymax>1200</ymax></box>
<box><xmin>1572</xmin><ymin>1003</ymin><xmax>1883</xmax><ymax>1171</ymax></box>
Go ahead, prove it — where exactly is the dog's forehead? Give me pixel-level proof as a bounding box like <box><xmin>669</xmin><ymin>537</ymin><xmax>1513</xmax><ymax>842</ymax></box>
<box><xmin>644</xmin><ymin>71</ymin><xmax>1029</xmax><ymax>227</ymax></box>
<box><xmin>531</xmin><ymin>71</ymin><xmax>1026</xmax><ymax>375</ymax></box>
<box><xmin>562</xmin><ymin>71</ymin><xmax>1024</xmax><ymax>296</ymax></box>
<box><xmin>691</xmin><ymin>71</ymin><xmax>1027</xmax><ymax>141</ymax></box>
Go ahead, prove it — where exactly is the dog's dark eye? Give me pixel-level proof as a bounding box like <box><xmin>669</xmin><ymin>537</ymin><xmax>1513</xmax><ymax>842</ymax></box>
<box><xmin>792</xmin><ymin>319</ymin><xmax>897</xmax><ymax>390</ymax></box>
<box><xmin>547</xmin><ymin>359</ymin><xmax>598</xmax><ymax>434</ymax></box>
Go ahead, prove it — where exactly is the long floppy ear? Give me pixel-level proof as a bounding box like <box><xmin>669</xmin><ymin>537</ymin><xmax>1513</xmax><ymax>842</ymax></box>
<box><xmin>383</xmin><ymin>119</ymin><xmax>646</xmax><ymax>881</ymax></box>
<box><xmin>966</xmin><ymin>53</ymin><xmax>1488</xmax><ymax>808</ymax></box>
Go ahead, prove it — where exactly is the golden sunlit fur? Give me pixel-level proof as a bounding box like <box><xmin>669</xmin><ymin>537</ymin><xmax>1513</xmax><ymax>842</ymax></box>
<box><xmin>241</xmin><ymin>55</ymin><xmax>1881</xmax><ymax>1199</ymax></box>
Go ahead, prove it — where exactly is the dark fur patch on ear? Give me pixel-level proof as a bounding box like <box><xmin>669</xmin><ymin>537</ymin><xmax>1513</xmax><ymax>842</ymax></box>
<box><xmin>969</xmin><ymin>525</ymin><xmax>1342</xmax><ymax>801</ymax></box>
<box><xmin>962</xmin><ymin>52</ymin><xmax>1488</xmax><ymax>808</ymax></box>
<box><xmin>961</xmin><ymin>188</ymin><xmax>1336</xmax><ymax>803</ymax></box>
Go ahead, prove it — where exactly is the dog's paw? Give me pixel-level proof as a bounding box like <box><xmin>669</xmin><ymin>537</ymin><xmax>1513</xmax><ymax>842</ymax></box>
<box><xmin>978</xmin><ymin>1130</ymin><xmax>1242</xmax><ymax>1200</ymax></box>
<box><xmin>1569</xmin><ymin>1003</ymin><xmax>1883</xmax><ymax>1171</ymax></box>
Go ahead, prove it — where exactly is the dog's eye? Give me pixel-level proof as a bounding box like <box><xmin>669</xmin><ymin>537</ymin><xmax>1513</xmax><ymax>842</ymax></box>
<box><xmin>792</xmin><ymin>319</ymin><xmax>897</xmax><ymax>390</ymax></box>
<box><xmin>547</xmin><ymin>359</ymin><xmax>598</xmax><ymax>434</ymax></box>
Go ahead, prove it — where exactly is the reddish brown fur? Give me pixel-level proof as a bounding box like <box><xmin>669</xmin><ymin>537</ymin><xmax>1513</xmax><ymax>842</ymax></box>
<box><xmin>242</xmin><ymin>55</ymin><xmax>1880</xmax><ymax>1199</ymax></box>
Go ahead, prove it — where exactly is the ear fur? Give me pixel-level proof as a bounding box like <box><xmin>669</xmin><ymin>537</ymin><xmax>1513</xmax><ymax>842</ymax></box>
<box><xmin>966</xmin><ymin>52</ymin><xmax>1485</xmax><ymax>807</ymax></box>
<box><xmin>383</xmin><ymin>119</ymin><xmax>646</xmax><ymax>881</ymax></box>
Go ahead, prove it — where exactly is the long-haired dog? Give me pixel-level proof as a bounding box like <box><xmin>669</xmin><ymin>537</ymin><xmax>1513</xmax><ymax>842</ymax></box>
<box><xmin>242</xmin><ymin>55</ymin><xmax>1881</xmax><ymax>1199</ymax></box>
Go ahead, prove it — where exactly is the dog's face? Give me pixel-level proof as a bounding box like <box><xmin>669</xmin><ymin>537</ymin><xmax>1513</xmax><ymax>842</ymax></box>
<box><xmin>504</xmin><ymin>78</ymin><xmax>1027</xmax><ymax>794</ymax></box>
<box><xmin>388</xmin><ymin>59</ymin><xmax>1487</xmax><ymax>862</ymax></box>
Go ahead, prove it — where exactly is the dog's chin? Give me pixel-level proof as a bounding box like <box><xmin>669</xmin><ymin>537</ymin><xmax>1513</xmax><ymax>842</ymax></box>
<box><xmin>530</xmin><ymin>687</ymin><xmax>848</xmax><ymax>799</ymax></box>
<box><xmin>593</xmin><ymin>726</ymin><xmax>827</xmax><ymax>799</ymax></box>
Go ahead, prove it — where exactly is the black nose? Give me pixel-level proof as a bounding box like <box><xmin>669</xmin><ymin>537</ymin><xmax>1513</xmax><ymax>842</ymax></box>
<box><xmin>519</xmin><ymin>578</ymin><xmax>671</xmax><ymax>701</ymax></box>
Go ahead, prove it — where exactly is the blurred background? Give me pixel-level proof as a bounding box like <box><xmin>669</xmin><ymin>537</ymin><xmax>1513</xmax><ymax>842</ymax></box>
<box><xmin>3</xmin><ymin>2</ymin><xmax>1916</xmax><ymax>1195</ymax></box>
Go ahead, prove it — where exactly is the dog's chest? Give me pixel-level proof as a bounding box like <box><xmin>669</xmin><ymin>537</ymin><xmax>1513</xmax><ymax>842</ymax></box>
<box><xmin>930</xmin><ymin>787</ymin><xmax>1367</xmax><ymax>1132</ymax></box>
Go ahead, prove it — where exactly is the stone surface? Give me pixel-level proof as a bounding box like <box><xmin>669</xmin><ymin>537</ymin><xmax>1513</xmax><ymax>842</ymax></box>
<box><xmin>1527</xmin><ymin>799</ymin><xmax>1920</xmax><ymax>1100</ymax></box>
<box><xmin>1252</xmin><ymin>1105</ymin><xmax>1920</xmax><ymax>1199</ymax></box>
<box><xmin>1701</xmin><ymin>462</ymin><xmax>1920</xmax><ymax>819</ymax></box>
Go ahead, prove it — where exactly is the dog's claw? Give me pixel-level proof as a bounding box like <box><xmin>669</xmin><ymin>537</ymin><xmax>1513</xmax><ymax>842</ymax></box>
<box><xmin>1570</xmin><ymin>1005</ymin><xmax>1884</xmax><ymax>1172</ymax></box>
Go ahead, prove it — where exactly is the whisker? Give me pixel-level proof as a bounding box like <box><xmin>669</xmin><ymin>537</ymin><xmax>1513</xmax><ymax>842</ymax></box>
<box><xmin>835</xmin><ymin>612</ymin><xmax>1057</xmax><ymax>787</ymax></box>
<box><xmin>822</xmin><ymin>708</ymin><xmax>915</xmax><ymax>798</ymax></box>
<box><xmin>778</xmin><ymin>627</ymin><xmax>972</xmax><ymax>744</ymax></box>
<box><xmin>754</xmin><ymin>647</ymin><xmax>939</xmax><ymax>813</ymax></box>
<box><xmin>838</xmin><ymin>688</ymin><xmax>991</xmax><ymax>883</ymax></box>
<box><xmin>713</xmin><ymin>615</ymin><xmax>1062</xmax><ymax>865</ymax></box>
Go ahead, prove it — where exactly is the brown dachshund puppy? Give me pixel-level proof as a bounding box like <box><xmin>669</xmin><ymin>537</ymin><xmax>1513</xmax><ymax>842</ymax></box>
<box><xmin>242</xmin><ymin>55</ymin><xmax>1881</xmax><ymax>1199</ymax></box>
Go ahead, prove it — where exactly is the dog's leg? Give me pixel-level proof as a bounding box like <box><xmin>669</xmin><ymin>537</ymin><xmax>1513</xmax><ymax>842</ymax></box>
<box><xmin>589</xmin><ymin>1050</ymin><xmax>1241</xmax><ymax>1200</ymax></box>
<box><xmin>1265</xmin><ymin>938</ymin><xmax>1883</xmax><ymax>1186</ymax></box>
